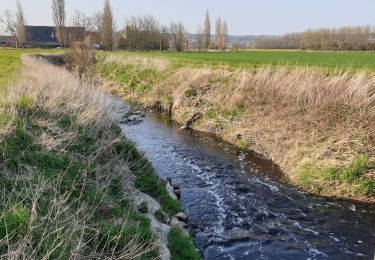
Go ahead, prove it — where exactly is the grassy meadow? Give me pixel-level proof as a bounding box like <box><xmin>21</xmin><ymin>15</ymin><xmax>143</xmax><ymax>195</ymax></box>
<box><xmin>120</xmin><ymin>50</ymin><xmax>375</xmax><ymax>71</ymax></box>
<box><xmin>0</xmin><ymin>49</ymin><xmax>25</xmax><ymax>89</ymax></box>
<box><xmin>0</xmin><ymin>49</ymin><xmax>61</xmax><ymax>89</ymax></box>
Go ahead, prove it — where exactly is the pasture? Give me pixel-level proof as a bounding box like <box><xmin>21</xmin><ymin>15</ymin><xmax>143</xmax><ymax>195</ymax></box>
<box><xmin>131</xmin><ymin>50</ymin><xmax>375</xmax><ymax>71</ymax></box>
<box><xmin>0</xmin><ymin>49</ymin><xmax>60</xmax><ymax>89</ymax></box>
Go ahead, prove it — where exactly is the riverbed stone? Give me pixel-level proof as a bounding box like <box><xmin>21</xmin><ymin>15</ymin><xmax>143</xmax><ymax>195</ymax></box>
<box><xmin>175</xmin><ymin>212</ymin><xmax>188</xmax><ymax>222</ymax></box>
<box><xmin>170</xmin><ymin>217</ymin><xmax>187</xmax><ymax>228</ymax></box>
<box><xmin>174</xmin><ymin>188</ymin><xmax>181</xmax><ymax>199</ymax></box>
<box><xmin>166</xmin><ymin>182</ymin><xmax>179</xmax><ymax>200</ymax></box>
<box><xmin>138</xmin><ymin>201</ymin><xmax>148</xmax><ymax>213</ymax></box>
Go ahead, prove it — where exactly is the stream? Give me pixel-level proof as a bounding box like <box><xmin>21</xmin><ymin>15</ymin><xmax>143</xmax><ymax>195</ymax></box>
<box><xmin>120</xmin><ymin>108</ymin><xmax>375</xmax><ymax>260</ymax></box>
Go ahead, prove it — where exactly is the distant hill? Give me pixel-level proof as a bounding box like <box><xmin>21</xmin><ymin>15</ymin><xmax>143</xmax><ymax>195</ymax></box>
<box><xmin>186</xmin><ymin>34</ymin><xmax>277</xmax><ymax>47</ymax></box>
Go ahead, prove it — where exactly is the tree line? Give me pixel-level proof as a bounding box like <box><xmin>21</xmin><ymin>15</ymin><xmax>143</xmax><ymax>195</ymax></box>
<box><xmin>253</xmin><ymin>26</ymin><xmax>375</xmax><ymax>51</ymax></box>
<box><xmin>0</xmin><ymin>0</ymin><xmax>229</xmax><ymax>52</ymax></box>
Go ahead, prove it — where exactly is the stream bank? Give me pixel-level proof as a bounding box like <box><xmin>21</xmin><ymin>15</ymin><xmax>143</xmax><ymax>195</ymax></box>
<box><xmin>120</xmin><ymin>105</ymin><xmax>375</xmax><ymax>259</ymax></box>
<box><xmin>97</xmin><ymin>53</ymin><xmax>375</xmax><ymax>203</ymax></box>
<box><xmin>0</xmin><ymin>54</ymin><xmax>199</xmax><ymax>260</ymax></box>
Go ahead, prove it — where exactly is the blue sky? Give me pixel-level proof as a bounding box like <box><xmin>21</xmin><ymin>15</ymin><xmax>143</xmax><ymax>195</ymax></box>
<box><xmin>0</xmin><ymin>0</ymin><xmax>374</xmax><ymax>35</ymax></box>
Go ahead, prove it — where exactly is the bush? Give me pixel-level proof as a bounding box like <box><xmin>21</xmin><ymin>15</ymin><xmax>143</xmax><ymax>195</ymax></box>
<box><xmin>65</xmin><ymin>40</ymin><xmax>96</xmax><ymax>78</ymax></box>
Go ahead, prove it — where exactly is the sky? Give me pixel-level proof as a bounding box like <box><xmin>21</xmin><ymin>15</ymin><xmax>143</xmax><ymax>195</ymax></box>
<box><xmin>0</xmin><ymin>0</ymin><xmax>374</xmax><ymax>36</ymax></box>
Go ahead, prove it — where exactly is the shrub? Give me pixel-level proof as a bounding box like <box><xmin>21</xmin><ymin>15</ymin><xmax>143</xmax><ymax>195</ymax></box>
<box><xmin>65</xmin><ymin>40</ymin><xmax>97</xmax><ymax>78</ymax></box>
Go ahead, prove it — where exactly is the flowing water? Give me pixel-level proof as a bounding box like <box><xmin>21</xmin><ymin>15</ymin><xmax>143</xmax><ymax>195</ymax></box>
<box><xmin>120</xmin><ymin>109</ymin><xmax>375</xmax><ymax>260</ymax></box>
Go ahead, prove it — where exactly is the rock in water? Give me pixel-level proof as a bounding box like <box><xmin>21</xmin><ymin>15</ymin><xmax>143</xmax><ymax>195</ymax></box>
<box><xmin>175</xmin><ymin>212</ymin><xmax>188</xmax><ymax>222</ymax></box>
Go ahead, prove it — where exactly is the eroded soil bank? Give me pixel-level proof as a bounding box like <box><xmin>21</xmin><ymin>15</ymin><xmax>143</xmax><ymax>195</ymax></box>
<box><xmin>96</xmin><ymin>53</ymin><xmax>375</xmax><ymax>203</ymax></box>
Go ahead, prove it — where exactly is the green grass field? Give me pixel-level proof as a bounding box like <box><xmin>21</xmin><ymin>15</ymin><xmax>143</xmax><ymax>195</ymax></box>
<box><xmin>128</xmin><ymin>50</ymin><xmax>375</xmax><ymax>71</ymax></box>
<box><xmin>0</xmin><ymin>49</ymin><xmax>61</xmax><ymax>89</ymax></box>
<box><xmin>0</xmin><ymin>49</ymin><xmax>25</xmax><ymax>89</ymax></box>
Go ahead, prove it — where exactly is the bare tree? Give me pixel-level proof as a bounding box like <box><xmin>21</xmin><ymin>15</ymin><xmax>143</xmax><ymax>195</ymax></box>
<box><xmin>252</xmin><ymin>25</ymin><xmax>375</xmax><ymax>51</ymax></box>
<box><xmin>70</xmin><ymin>10</ymin><xmax>88</xmax><ymax>28</ymax></box>
<box><xmin>52</xmin><ymin>0</ymin><xmax>65</xmax><ymax>48</ymax></box>
<box><xmin>170</xmin><ymin>22</ymin><xmax>186</xmax><ymax>52</ymax></box>
<box><xmin>203</xmin><ymin>10</ymin><xmax>211</xmax><ymax>51</ymax></box>
<box><xmin>215</xmin><ymin>17</ymin><xmax>222</xmax><ymax>50</ymax></box>
<box><xmin>90</xmin><ymin>12</ymin><xmax>103</xmax><ymax>32</ymax></box>
<box><xmin>101</xmin><ymin>0</ymin><xmax>114</xmax><ymax>50</ymax></box>
<box><xmin>221</xmin><ymin>20</ymin><xmax>228</xmax><ymax>50</ymax></box>
<box><xmin>16</xmin><ymin>1</ymin><xmax>26</xmax><ymax>47</ymax></box>
<box><xmin>120</xmin><ymin>15</ymin><xmax>168</xmax><ymax>51</ymax></box>
<box><xmin>196</xmin><ymin>25</ymin><xmax>204</xmax><ymax>51</ymax></box>
<box><xmin>159</xmin><ymin>26</ymin><xmax>168</xmax><ymax>51</ymax></box>
<box><xmin>0</xmin><ymin>10</ymin><xmax>17</xmax><ymax>43</ymax></box>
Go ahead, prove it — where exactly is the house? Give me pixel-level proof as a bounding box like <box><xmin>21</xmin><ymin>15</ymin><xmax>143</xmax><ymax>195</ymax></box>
<box><xmin>24</xmin><ymin>25</ymin><xmax>86</xmax><ymax>48</ymax></box>
<box><xmin>0</xmin><ymin>36</ymin><xmax>17</xmax><ymax>48</ymax></box>
<box><xmin>85</xmin><ymin>31</ymin><xmax>102</xmax><ymax>49</ymax></box>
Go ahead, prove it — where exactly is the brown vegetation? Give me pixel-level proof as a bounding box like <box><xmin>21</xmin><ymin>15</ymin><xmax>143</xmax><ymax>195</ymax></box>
<box><xmin>65</xmin><ymin>39</ymin><xmax>97</xmax><ymax>77</ymax></box>
<box><xmin>100</xmin><ymin>55</ymin><xmax>375</xmax><ymax>202</ymax></box>
<box><xmin>119</xmin><ymin>16</ymin><xmax>169</xmax><ymax>51</ymax></box>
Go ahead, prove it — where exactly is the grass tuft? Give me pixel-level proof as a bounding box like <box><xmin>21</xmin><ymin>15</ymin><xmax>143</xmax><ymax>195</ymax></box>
<box><xmin>168</xmin><ymin>227</ymin><xmax>201</xmax><ymax>260</ymax></box>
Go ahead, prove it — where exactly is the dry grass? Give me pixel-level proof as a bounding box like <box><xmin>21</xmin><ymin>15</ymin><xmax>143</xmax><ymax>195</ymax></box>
<box><xmin>0</xmin><ymin>55</ymin><xmax>159</xmax><ymax>258</ymax></box>
<box><xmin>64</xmin><ymin>40</ymin><xmax>97</xmax><ymax>78</ymax></box>
<box><xmin>103</xmin><ymin>54</ymin><xmax>171</xmax><ymax>72</ymax></box>
<box><xmin>99</xmin><ymin>55</ymin><xmax>375</xmax><ymax>201</ymax></box>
